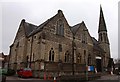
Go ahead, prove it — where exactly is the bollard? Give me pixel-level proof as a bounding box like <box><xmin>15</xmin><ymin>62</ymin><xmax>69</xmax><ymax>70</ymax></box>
<box><xmin>54</xmin><ymin>77</ymin><xmax>56</xmax><ymax>82</ymax></box>
<box><xmin>111</xmin><ymin>71</ymin><xmax>113</xmax><ymax>75</ymax></box>
<box><xmin>44</xmin><ymin>72</ymin><xmax>46</xmax><ymax>80</ymax></box>
<box><xmin>48</xmin><ymin>73</ymin><xmax>51</xmax><ymax>80</ymax></box>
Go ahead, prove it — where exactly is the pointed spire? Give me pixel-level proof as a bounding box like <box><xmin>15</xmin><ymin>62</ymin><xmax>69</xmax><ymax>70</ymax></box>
<box><xmin>98</xmin><ymin>5</ymin><xmax>107</xmax><ymax>33</ymax></box>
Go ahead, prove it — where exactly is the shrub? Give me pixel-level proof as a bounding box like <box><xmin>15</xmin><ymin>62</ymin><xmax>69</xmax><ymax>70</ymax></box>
<box><xmin>6</xmin><ymin>69</ymin><xmax>15</xmax><ymax>76</ymax></box>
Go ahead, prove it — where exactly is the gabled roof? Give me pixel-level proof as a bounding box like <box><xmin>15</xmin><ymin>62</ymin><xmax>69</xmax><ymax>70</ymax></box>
<box><xmin>28</xmin><ymin>19</ymin><xmax>49</xmax><ymax>37</ymax></box>
<box><xmin>71</xmin><ymin>23</ymin><xmax>82</xmax><ymax>35</ymax></box>
<box><xmin>28</xmin><ymin>14</ymin><xmax>57</xmax><ymax>36</ymax></box>
<box><xmin>25</xmin><ymin>10</ymin><xmax>65</xmax><ymax>37</ymax></box>
<box><xmin>71</xmin><ymin>21</ymin><xmax>86</xmax><ymax>35</ymax></box>
<box><xmin>92</xmin><ymin>37</ymin><xmax>105</xmax><ymax>53</ymax></box>
<box><xmin>24</xmin><ymin>21</ymin><xmax>38</xmax><ymax>37</ymax></box>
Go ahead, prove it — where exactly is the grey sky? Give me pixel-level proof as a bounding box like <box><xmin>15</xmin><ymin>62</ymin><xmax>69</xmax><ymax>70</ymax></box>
<box><xmin>0</xmin><ymin>0</ymin><xmax>119</xmax><ymax>59</ymax></box>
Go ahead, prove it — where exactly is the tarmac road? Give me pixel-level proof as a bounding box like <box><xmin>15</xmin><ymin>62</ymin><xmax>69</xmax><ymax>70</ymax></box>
<box><xmin>2</xmin><ymin>74</ymin><xmax>120</xmax><ymax>82</ymax></box>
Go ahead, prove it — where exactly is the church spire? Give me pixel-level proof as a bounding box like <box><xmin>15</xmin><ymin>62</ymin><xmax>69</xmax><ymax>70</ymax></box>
<box><xmin>98</xmin><ymin>5</ymin><xmax>107</xmax><ymax>33</ymax></box>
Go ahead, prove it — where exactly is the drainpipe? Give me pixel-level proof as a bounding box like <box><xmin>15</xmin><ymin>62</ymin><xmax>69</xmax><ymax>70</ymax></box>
<box><xmin>29</xmin><ymin>36</ymin><xmax>33</xmax><ymax>68</ymax></box>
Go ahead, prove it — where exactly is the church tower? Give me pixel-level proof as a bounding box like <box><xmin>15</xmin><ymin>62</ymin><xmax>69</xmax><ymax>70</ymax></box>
<box><xmin>98</xmin><ymin>6</ymin><xmax>111</xmax><ymax>68</ymax></box>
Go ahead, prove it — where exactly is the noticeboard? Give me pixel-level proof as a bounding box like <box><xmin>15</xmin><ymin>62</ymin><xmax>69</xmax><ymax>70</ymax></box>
<box><xmin>88</xmin><ymin>66</ymin><xmax>94</xmax><ymax>71</ymax></box>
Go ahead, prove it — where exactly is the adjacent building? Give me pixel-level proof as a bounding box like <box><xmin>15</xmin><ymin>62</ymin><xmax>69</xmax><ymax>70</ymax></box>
<box><xmin>0</xmin><ymin>52</ymin><xmax>9</xmax><ymax>69</ymax></box>
<box><xmin>9</xmin><ymin>6</ymin><xmax>111</xmax><ymax>77</ymax></box>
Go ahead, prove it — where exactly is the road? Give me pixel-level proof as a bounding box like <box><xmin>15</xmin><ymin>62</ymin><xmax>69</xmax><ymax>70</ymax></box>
<box><xmin>1</xmin><ymin>74</ymin><xmax>120</xmax><ymax>82</ymax></box>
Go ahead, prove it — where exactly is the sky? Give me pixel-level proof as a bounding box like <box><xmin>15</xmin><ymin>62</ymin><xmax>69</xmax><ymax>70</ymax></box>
<box><xmin>0</xmin><ymin>0</ymin><xmax>119</xmax><ymax>59</ymax></box>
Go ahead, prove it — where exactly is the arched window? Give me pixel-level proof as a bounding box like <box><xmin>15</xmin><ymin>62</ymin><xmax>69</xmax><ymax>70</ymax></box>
<box><xmin>88</xmin><ymin>54</ymin><xmax>91</xmax><ymax>65</ymax></box>
<box><xmin>65</xmin><ymin>51</ymin><xmax>70</xmax><ymax>63</ymax></box>
<box><xmin>84</xmin><ymin>50</ymin><xmax>86</xmax><ymax>63</ymax></box>
<box><xmin>42</xmin><ymin>32</ymin><xmax>45</xmax><ymax>39</ymax></box>
<box><xmin>103</xmin><ymin>33</ymin><xmax>107</xmax><ymax>42</ymax></box>
<box><xmin>56</xmin><ymin>19</ymin><xmax>64</xmax><ymax>36</ymax></box>
<box><xmin>77</xmin><ymin>53</ymin><xmax>81</xmax><ymax>64</ymax></box>
<box><xmin>49</xmin><ymin>48</ymin><xmax>54</xmax><ymax>61</ymax></box>
<box><xmin>32</xmin><ymin>53</ymin><xmax>34</xmax><ymax>61</ymax></box>
<box><xmin>99</xmin><ymin>33</ymin><xmax>102</xmax><ymax>41</ymax></box>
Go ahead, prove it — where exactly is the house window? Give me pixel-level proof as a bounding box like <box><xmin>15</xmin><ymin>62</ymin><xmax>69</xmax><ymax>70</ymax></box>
<box><xmin>65</xmin><ymin>51</ymin><xmax>70</xmax><ymax>63</ymax></box>
<box><xmin>56</xmin><ymin>19</ymin><xmax>64</xmax><ymax>36</ymax></box>
<box><xmin>49</xmin><ymin>48</ymin><xmax>54</xmax><ymax>61</ymax></box>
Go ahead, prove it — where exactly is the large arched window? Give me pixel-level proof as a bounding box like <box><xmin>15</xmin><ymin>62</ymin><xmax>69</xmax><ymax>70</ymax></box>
<box><xmin>65</xmin><ymin>51</ymin><xmax>70</xmax><ymax>63</ymax></box>
<box><xmin>56</xmin><ymin>19</ymin><xmax>64</xmax><ymax>36</ymax></box>
<box><xmin>49</xmin><ymin>48</ymin><xmax>54</xmax><ymax>61</ymax></box>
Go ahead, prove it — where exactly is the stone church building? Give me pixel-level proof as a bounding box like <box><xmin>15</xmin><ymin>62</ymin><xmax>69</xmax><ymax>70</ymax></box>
<box><xmin>9</xmin><ymin>6</ymin><xmax>111</xmax><ymax>77</ymax></box>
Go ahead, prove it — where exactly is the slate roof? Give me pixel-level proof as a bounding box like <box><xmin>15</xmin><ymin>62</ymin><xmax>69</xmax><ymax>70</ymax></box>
<box><xmin>22</xmin><ymin>10</ymin><xmax>86</xmax><ymax>38</ymax></box>
<box><xmin>71</xmin><ymin>23</ymin><xmax>82</xmax><ymax>35</ymax></box>
<box><xmin>92</xmin><ymin>37</ymin><xmax>105</xmax><ymax>53</ymax></box>
<box><xmin>98</xmin><ymin>6</ymin><xmax>107</xmax><ymax>33</ymax></box>
<box><xmin>24</xmin><ymin>22</ymin><xmax>38</xmax><ymax>37</ymax></box>
<box><xmin>23</xmin><ymin>11</ymin><xmax>59</xmax><ymax>37</ymax></box>
<box><xmin>70</xmin><ymin>21</ymin><xmax>86</xmax><ymax>35</ymax></box>
<box><xmin>27</xmin><ymin>20</ymin><xmax>49</xmax><ymax>37</ymax></box>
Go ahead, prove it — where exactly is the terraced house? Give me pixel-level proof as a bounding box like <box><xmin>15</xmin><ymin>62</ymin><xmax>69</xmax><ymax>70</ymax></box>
<box><xmin>9</xmin><ymin>6</ymin><xmax>111</xmax><ymax>77</ymax></box>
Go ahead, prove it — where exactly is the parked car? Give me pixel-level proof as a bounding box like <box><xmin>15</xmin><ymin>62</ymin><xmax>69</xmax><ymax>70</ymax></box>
<box><xmin>17</xmin><ymin>68</ymin><xmax>32</xmax><ymax>78</ymax></box>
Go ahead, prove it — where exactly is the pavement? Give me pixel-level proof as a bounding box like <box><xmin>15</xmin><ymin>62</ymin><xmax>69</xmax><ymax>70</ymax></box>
<box><xmin>88</xmin><ymin>74</ymin><xmax>120</xmax><ymax>82</ymax></box>
<box><xmin>97</xmin><ymin>74</ymin><xmax>120</xmax><ymax>80</ymax></box>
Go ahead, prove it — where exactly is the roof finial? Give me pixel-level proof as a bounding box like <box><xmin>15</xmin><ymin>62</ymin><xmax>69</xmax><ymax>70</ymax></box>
<box><xmin>22</xmin><ymin>19</ymin><xmax>25</xmax><ymax>22</ymax></box>
<box><xmin>58</xmin><ymin>10</ymin><xmax>63</xmax><ymax>13</ymax></box>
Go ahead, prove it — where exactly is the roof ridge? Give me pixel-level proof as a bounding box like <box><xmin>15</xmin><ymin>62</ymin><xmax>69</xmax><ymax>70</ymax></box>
<box><xmin>28</xmin><ymin>11</ymin><xmax>59</xmax><ymax>37</ymax></box>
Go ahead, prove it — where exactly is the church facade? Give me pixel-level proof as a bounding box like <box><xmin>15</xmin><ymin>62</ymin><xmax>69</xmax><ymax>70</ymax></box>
<box><xmin>9</xmin><ymin>6</ymin><xmax>111</xmax><ymax>77</ymax></box>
